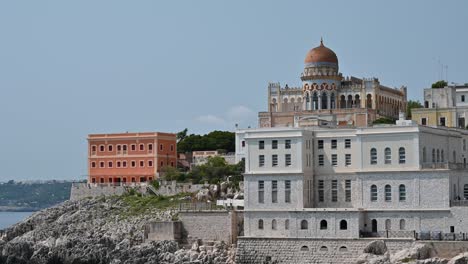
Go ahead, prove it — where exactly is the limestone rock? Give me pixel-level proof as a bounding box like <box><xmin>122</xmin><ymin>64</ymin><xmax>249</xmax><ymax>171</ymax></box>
<box><xmin>363</xmin><ymin>240</ymin><xmax>388</xmax><ymax>255</ymax></box>
<box><xmin>448</xmin><ymin>253</ymin><xmax>468</xmax><ymax>264</ymax></box>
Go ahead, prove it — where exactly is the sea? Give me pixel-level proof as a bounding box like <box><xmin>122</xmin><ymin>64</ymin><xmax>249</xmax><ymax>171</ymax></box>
<box><xmin>0</xmin><ymin>212</ymin><xmax>34</xmax><ymax>230</ymax></box>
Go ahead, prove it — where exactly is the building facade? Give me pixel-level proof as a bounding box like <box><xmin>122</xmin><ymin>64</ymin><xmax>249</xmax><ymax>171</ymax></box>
<box><xmin>236</xmin><ymin>116</ymin><xmax>468</xmax><ymax>240</ymax></box>
<box><xmin>259</xmin><ymin>39</ymin><xmax>407</xmax><ymax>128</ymax></box>
<box><xmin>412</xmin><ymin>84</ymin><xmax>468</xmax><ymax>128</ymax></box>
<box><xmin>88</xmin><ymin>132</ymin><xmax>177</xmax><ymax>184</ymax></box>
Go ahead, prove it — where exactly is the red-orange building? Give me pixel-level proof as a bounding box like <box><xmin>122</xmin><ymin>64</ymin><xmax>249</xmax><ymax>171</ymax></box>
<box><xmin>88</xmin><ymin>132</ymin><xmax>177</xmax><ymax>184</ymax></box>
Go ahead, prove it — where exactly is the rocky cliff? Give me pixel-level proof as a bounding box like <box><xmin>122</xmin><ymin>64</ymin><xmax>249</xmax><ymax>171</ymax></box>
<box><xmin>0</xmin><ymin>196</ymin><xmax>235</xmax><ymax>264</ymax></box>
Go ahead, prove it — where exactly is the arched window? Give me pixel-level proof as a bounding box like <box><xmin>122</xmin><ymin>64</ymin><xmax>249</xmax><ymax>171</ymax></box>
<box><xmin>423</xmin><ymin>147</ymin><xmax>427</xmax><ymax>163</ymax></box>
<box><xmin>312</xmin><ymin>92</ymin><xmax>318</xmax><ymax>110</ymax></box>
<box><xmin>370</xmin><ymin>148</ymin><xmax>377</xmax><ymax>165</ymax></box>
<box><xmin>285</xmin><ymin>219</ymin><xmax>290</xmax><ymax>230</ymax></box>
<box><xmin>441</xmin><ymin>150</ymin><xmax>444</xmax><ymax>163</ymax></box>
<box><xmin>320</xmin><ymin>220</ymin><xmax>328</xmax><ymax>230</ymax></box>
<box><xmin>355</xmin><ymin>94</ymin><xmax>361</xmax><ymax>108</ymax></box>
<box><xmin>272</xmin><ymin>219</ymin><xmax>277</xmax><ymax>230</ymax></box>
<box><xmin>370</xmin><ymin>185</ymin><xmax>378</xmax><ymax>201</ymax></box>
<box><xmin>321</xmin><ymin>92</ymin><xmax>328</xmax><ymax>110</ymax></box>
<box><xmin>399</xmin><ymin>219</ymin><xmax>406</xmax><ymax>230</ymax></box>
<box><xmin>384</xmin><ymin>147</ymin><xmax>392</xmax><ymax>164</ymax></box>
<box><xmin>432</xmin><ymin>149</ymin><xmax>436</xmax><ymax>163</ymax></box>
<box><xmin>399</xmin><ymin>147</ymin><xmax>406</xmax><ymax>164</ymax></box>
<box><xmin>340</xmin><ymin>220</ymin><xmax>348</xmax><ymax>230</ymax></box>
<box><xmin>453</xmin><ymin>151</ymin><xmax>457</xmax><ymax>163</ymax></box>
<box><xmin>437</xmin><ymin>149</ymin><xmax>440</xmax><ymax>163</ymax></box>
<box><xmin>399</xmin><ymin>184</ymin><xmax>406</xmax><ymax>201</ymax></box>
<box><xmin>464</xmin><ymin>184</ymin><xmax>468</xmax><ymax>199</ymax></box>
<box><xmin>300</xmin><ymin>246</ymin><xmax>309</xmax><ymax>251</ymax></box>
<box><xmin>385</xmin><ymin>185</ymin><xmax>392</xmax><ymax>201</ymax></box>
<box><xmin>385</xmin><ymin>219</ymin><xmax>391</xmax><ymax>230</ymax></box>
<box><xmin>340</xmin><ymin>95</ymin><xmax>346</xmax><ymax>109</ymax></box>
<box><xmin>319</xmin><ymin>246</ymin><xmax>328</xmax><ymax>252</ymax></box>
<box><xmin>301</xmin><ymin>220</ymin><xmax>308</xmax><ymax>230</ymax></box>
<box><xmin>339</xmin><ymin>246</ymin><xmax>348</xmax><ymax>252</ymax></box>
<box><xmin>366</xmin><ymin>94</ymin><xmax>372</xmax><ymax>108</ymax></box>
<box><xmin>258</xmin><ymin>219</ymin><xmax>264</xmax><ymax>230</ymax></box>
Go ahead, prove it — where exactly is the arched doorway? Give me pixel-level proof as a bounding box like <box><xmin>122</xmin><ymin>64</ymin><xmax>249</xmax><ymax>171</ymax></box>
<box><xmin>371</xmin><ymin>219</ymin><xmax>378</xmax><ymax>232</ymax></box>
<box><xmin>355</xmin><ymin>94</ymin><xmax>361</xmax><ymax>108</ymax></box>
<box><xmin>312</xmin><ymin>92</ymin><xmax>318</xmax><ymax>110</ymax></box>
<box><xmin>330</xmin><ymin>93</ymin><xmax>336</xmax><ymax>109</ymax></box>
<box><xmin>340</xmin><ymin>95</ymin><xmax>346</xmax><ymax>109</ymax></box>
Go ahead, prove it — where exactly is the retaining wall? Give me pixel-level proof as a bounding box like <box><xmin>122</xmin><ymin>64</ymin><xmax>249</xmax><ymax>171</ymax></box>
<box><xmin>235</xmin><ymin>237</ymin><xmax>413</xmax><ymax>264</ymax></box>
<box><xmin>69</xmin><ymin>183</ymin><xmax>146</xmax><ymax>201</ymax></box>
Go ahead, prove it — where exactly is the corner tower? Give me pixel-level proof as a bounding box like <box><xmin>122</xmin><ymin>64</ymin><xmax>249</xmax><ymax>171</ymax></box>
<box><xmin>301</xmin><ymin>39</ymin><xmax>342</xmax><ymax>110</ymax></box>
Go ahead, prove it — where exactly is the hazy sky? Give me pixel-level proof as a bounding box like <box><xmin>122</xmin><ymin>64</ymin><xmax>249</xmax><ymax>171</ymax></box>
<box><xmin>1</xmin><ymin>0</ymin><xmax>467</xmax><ymax>181</ymax></box>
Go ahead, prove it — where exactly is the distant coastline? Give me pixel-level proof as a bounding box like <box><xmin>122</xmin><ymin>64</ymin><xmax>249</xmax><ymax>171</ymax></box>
<box><xmin>0</xmin><ymin>206</ymin><xmax>40</xmax><ymax>212</ymax></box>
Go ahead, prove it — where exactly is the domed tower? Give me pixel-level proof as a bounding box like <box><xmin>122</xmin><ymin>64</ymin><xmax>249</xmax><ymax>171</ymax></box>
<box><xmin>301</xmin><ymin>39</ymin><xmax>342</xmax><ymax>110</ymax></box>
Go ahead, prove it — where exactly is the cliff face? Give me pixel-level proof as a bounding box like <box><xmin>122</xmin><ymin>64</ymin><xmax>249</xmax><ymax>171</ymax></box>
<box><xmin>0</xmin><ymin>197</ymin><xmax>234</xmax><ymax>264</ymax></box>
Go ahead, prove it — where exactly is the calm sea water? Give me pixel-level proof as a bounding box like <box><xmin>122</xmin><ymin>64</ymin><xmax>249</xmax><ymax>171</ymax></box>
<box><xmin>0</xmin><ymin>212</ymin><xmax>34</xmax><ymax>230</ymax></box>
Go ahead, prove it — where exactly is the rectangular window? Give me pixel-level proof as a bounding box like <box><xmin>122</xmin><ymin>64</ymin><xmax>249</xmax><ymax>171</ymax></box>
<box><xmin>148</xmin><ymin>144</ymin><xmax>153</xmax><ymax>152</ymax></box>
<box><xmin>272</xmin><ymin>154</ymin><xmax>278</xmax><ymax>166</ymax></box>
<box><xmin>131</xmin><ymin>144</ymin><xmax>136</xmax><ymax>151</ymax></box>
<box><xmin>318</xmin><ymin>140</ymin><xmax>324</xmax><ymax>149</ymax></box>
<box><xmin>117</xmin><ymin>161</ymin><xmax>121</xmax><ymax>168</ymax></box>
<box><xmin>285</xmin><ymin>154</ymin><xmax>291</xmax><ymax>166</ymax></box>
<box><xmin>272</xmin><ymin>180</ymin><xmax>278</xmax><ymax>203</ymax></box>
<box><xmin>122</xmin><ymin>161</ymin><xmax>127</xmax><ymax>168</ymax></box>
<box><xmin>345</xmin><ymin>139</ymin><xmax>351</xmax><ymax>149</ymax></box>
<box><xmin>331</xmin><ymin>139</ymin><xmax>337</xmax><ymax>149</ymax></box>
<box><xmin>259</xmin><ymin>140</ymin><xmax>265</xmax><ymax>150</ymax></box>
<box><xmin>139</xmin><ymin>144</ymin><xmax>144</xmax><ymax>151</ymax></box>
<box><xmin>272</xmin><ymin>140</ymin><xmax>278</xmax><ymax>149</ymax></box>
<box><xmin>332</xmin><ymin>154</ymin><xmax>337</xmax><ymax>166</ymax></box>
<box><xmin>91</xmin><ymin>162</ymin><xmax>96</xmax><ymax>168</ymax></box>
<box><xmin>108</xmin><ymin>161</ymin><xmax>113</xmax><ymax>168</ymax></box>
<box><xmin>331</xmin><ymin>180</ymin><xmax>338</xmax><ymax>202</ymax></box>
<box><xmin>139</xmin><ymin>160</ymin><xmax>144</xmax><ymax>167</ymax></box>
<box><xmin>108</xmin><ymin>145</ymin><xmax>113</xmax><ymax>152</ymax></box>
<box><xmin>345</xmin><ymin>154</ymin><xmax>351</xmax><ymax>166</ymax></box>
<box><xmin>148</xmin><ymin>160</ymin><xmax>153</xmax><ymax>167</ymax></box>
<box><xmin>285</xmin><ymin>180</ymin><xmax>291</xmax><ymax>203</ymax></box>
<box><xmin>241</xmin><ymin>140</ymin><xmax>245</xmax><ymax>147</ymax></box>
<box><xmin>258</xmin><ymin>181</ymin><xmax>264</xmax><ymax>203</ymax></box>
<box><xmin>285</xmin><ymin>139</ymin><xmax>291</xmax><ymax>149</ymax></box>
<box><xmin>318</xmin><ymin>180</ymin><xmax>324</xmax><ymax>202</ymax></box>
<box><xmin>318</xmin><ymin>155</ymin><xmax>324</xmax><ymax>166</ymax></box>
<box><xmin>345</xmin><ymin>180</ymin><xmax>351</xmax><ymax>202</ymax></box>
<box><xmin>99</xmin><ymin>161</ymin><xmax>105</xmax><ymax>168</ymax></box>
<box><xmin>131</xmin><ymin>161</ymin><xmax>136</xmax><ymax>167</ymax></box>
<box><xmin>170</xmin><ymin>144</ymin><xmax>174</xmax><ymax>151</ymax></box>
<box><xmin>159</xmin><ymin>144</ymin><xmax>163</xmax><ymax>151</ymax></box>
<box><xmin>91</xmin><ymin>145</ymin><xmax>97</xmax><ymax>156</ymax></box>
<box><xmin>259</xmin><ymin>155</ymin><xmax>265</xmax><ymax>167</ymax></box>
<box><xmin>100</xmin><ymin>145</ymin><xmax>105</xmax><ymax>152</ymax></box>
<box><xmin>421</xmin><ymin>118</ymin><xmax>427</xmax><ymax>126</ymax></box>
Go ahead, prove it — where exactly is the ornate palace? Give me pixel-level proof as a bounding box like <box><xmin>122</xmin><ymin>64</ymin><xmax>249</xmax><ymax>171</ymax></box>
<box><xmin>259</xmin><ymin>39</ymin><xmax>408</xmax><ymax>128</ymax></box>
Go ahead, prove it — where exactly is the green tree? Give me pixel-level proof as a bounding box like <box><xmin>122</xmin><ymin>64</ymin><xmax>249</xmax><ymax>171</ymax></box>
<box><xmin>406</xmin><ymin>100</ymin><xmax>423</xmax><ymax>118</ymax></box>
<box><xmin>177</xmin><ymin>130</ymin><xmax>235</xmax><ymax>153</ymax></box>
<box><xmin>373</xmin><ymin>117</ymin><xmax>396</xmax><ymax>125</ymax></box>
<box><xmin>162</xmin><ymin>166</ymin><xmax>182</xmax><ymax>181</ymax></box>
<box><xmin>177</xmin><ymin>128</ymin><xmax>188</xmax><ymax>142</ymax></box>
<box><xmin>431</xmin><ymin>80</ymin><xmax>448</xmax><ymax>88</ymax></box>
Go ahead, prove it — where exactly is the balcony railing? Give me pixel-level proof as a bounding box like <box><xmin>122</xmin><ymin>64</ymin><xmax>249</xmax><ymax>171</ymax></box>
<box><xmin>360</xmin><ymin>230</ymin><xmax>415</xmax><ymax>239</ymax></box>
<box><xmin>360</xmin><ymin>230</ymin><xmax>468</xmax><ymax>241</ymax></box>
<box><xmin>421</xmin><ymin>162</ymin><xmax>467</xmax><ymax>170</ymax></box>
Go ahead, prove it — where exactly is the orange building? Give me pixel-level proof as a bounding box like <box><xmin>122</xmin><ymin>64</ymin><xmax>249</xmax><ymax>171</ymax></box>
<box><xmin>88</xmin><ymin>132</ymin><xmax>177</xmax><ymax>184</ymax></box>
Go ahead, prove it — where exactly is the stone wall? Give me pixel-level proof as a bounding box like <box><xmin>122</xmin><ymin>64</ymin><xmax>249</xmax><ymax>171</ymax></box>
<box><xmin>179</xmin><ymin>211</ymin><xmax>242</xmax><ymax>245</ymax></box>
<box><xmin>235</xmin><ymin>237</ymin><xmax>413</xmax><ymax>264</ymax></box>
<box><xmin>70</xmin><ymin>183</ymin><xmax>125</xmax><ymax>200</ymax></box>
<box><xmin>145</xmin><ymin>221</ymin><xmax>182</xmax><ymax>241</ymax></box>
<box><xmin>156</xmin><ymin>181</ymin><xmax>206</xmax><ymax>196</ymax></box>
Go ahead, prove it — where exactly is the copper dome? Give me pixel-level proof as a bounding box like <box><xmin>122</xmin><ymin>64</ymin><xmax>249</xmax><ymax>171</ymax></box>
<box><xmin>304</xmin><ymin>39</ymin><xmax>338</xmax><ymax>64</ymax></box>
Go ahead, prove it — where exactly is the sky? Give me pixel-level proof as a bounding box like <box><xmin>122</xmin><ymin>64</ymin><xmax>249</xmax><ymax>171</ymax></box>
<box><xmin>0</xmin><ymin>0</ymin><xmax>467</xmax><ymax>181</ymax></box>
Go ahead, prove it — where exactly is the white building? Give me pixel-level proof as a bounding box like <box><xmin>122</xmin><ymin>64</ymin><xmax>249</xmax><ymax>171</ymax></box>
<box><xmin>236</xmin><ymin>116</ymin><xmax>468</xmax><ymax>239</ymax></box>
